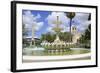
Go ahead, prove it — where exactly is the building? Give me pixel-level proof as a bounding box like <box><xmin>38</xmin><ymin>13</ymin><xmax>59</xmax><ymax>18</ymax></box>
<box><xmin>71</xmin><ymin>25</ymin><xmax>81</xmax><ymax>43</ymax></box>
<box><xmin>23</xmin><ymin>36</ymin><xmax>41</xmax><ymax>47</ymax></box>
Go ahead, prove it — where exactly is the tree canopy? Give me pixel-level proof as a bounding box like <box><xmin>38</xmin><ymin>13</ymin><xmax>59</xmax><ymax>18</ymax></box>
<box><xmin>79</xmin><ymin>24</ymin><xmax>91</xmax><ymax>48</ymax></box>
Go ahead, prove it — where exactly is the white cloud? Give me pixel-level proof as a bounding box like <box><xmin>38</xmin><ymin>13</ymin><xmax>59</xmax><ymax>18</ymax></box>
<box><xmin>73</xmin><ymin>13</ymin><xmax>89</xmax><ymax>22</ymax></box>
<box><xmin>35</xmin><ymin>14</ymin><xmax>41</xmax><ymax>19</ymax></box>
<box><xmin>46</xmin><ymin>12</ymin><xmax>90</xmax><ymax>33</ymax></box>
<box><xmin>22</xmin><ymin>10</ymin><xmax>43</xmax><ymax>31</ymax></box>
<box><xmin>61</xmin><ymin>25</ymin><xmax>70</xmax><ymax>32</ymax></box>
<box><xmin>72</xmin><ymin>13</ymin><xmax>90</xmax><ymax>32</ymax></box>
<box><xmin>46</xmin><ymin>12</ymin><xmax>69</xmax><ymax>26</ymax></box>
<box><xmin>23</xmin><ymin>11</ymin><xmax>36</xmax><ymax>25</ymax></box>
<box><xmin>46</xmin><ymin>12</ymin><xmax>70</xmax><ymax>32</ymax></box>
<box><xmin>35</xmin><ymin>22</ymin><xmax>44</xmax><ymax>31</ymax></box>
<box><xmin>46</xmin><ymin>27</ymin><xmax>56</xmax><ymax>33</ymax></box>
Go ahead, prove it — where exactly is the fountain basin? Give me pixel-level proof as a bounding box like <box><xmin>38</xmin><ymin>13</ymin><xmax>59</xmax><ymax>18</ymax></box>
<box><xmin>23</xmin><ymin>47</ymin><xmax>45</xmax><ymax>55</ymax></box>
<box><xmin>23</xmin><ymin>48</ymin><xmax>90</xmax><ymax>56</ymax></box>
<box><xmin>23</xmin><ymin>48</ymin><xmax>91</xmax><ymax>62</ymax></box>
<box><xmin>23</xmin><ymin>53</ymin><xmax>91</xmax><ymax>62</ymax></box>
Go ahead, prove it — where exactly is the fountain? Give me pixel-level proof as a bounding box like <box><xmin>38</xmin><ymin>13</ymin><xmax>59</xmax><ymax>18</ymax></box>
<box><xmin>23</xmin><ymin>21</ymin><xmax>45</xmax><ymax>55</ymax></box>
<box><xmin>41</xmin><ymin>15</ymin><xmax>75</xmax><ymax>53</ymax></box>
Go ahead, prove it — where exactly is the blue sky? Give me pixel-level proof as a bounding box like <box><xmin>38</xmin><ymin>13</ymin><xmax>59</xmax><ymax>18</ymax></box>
<box><xmin>22</xmin><ymin>10</ymin><xmax>90</xmax><ymax>38</ymax></box>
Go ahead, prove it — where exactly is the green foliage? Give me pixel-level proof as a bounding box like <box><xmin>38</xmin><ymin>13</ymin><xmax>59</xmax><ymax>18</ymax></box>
<box><xmin>35</xmin><ymin>39</ymin><xmax>42</xmax><ymax>47</ymax></box>
<box><xmin>66</xmin><ymin>12</ymin><xmax>76</xmax><ymax>19</ymax></box>
<box><xmin>23</xmin><ymin>38</ymin><xmax>30</xmax><ymax>47</ymax></box>
<box><xmin>79</xmin><ymin>24</ymin><xmax>91</xmax><ymax>48</ymax></box>
<box><xmin>41</xmin><ymin>32</ymin><xmax>73</xmax><ymax>43</ymax></box>
<box><xmin>58</xmin><ymin>32</ymin><xmax>72</xmax><ymax>42</ymax></box>
<box><xmin>41</xmin><ymin>32</ymin><xmax>56</xmax><ymax>43</ymax></box>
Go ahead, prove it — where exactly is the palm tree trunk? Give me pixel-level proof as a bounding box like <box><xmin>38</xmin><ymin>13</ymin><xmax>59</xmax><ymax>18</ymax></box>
<box><xmin>70</xmin><ymin>19</ymin><xmax>72</xmax><ymax>42</ymax></box>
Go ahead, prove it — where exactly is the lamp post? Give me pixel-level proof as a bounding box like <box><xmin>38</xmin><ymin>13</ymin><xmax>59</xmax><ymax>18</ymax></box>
<box><xmin>66</xmin><ymin>12</ymin><xmax>75</xmax><ymax>42</ymax></box>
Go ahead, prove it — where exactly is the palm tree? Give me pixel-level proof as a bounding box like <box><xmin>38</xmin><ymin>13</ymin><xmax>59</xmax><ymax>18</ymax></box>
<box><xmin>65</xmin><ymin>12</ymin><xmax>75</xmax><ymax>42</ymax></box>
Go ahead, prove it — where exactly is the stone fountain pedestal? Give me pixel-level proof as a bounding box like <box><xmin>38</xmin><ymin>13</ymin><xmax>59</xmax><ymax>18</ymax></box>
<box><xmin>41</xmin><ymin>35</ymin><xmax>75</xmax><ymax>54</ymax></box>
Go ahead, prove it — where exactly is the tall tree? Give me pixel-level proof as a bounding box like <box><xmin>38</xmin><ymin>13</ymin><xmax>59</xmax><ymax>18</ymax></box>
<box><xmin>65</xmin><ymin>12</ymin><xmax>75</xmax><ymax>42</ymax></box>
<box><xmin>41</xmin><ymin>33</ymin><xmax>56</xmax><ymax>43</ymax></box>
<box><xmin>79</xmin><ymin>14</ymin><xmax>91</xmax><ymax>48</ymax></box>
